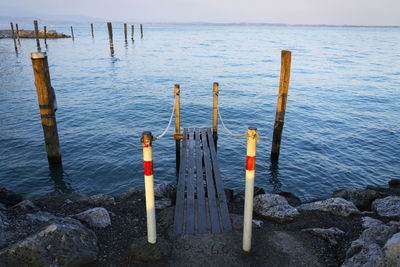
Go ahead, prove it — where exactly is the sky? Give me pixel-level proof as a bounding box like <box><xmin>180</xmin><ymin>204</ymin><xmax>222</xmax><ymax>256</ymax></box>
<box><xmin>1</xmin><ymin>0</ymin><xmax>400</xmax><ymax>26</ymax></box>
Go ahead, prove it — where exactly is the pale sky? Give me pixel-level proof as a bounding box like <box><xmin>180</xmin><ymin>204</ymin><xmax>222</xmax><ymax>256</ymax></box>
<box><xmin>1</xmin><ymin>0</ymin><xmax>400</xmax><ymax>26</ymax></box>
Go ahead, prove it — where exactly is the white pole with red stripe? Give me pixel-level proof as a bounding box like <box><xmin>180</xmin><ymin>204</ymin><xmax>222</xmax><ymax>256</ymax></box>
<box><xmin>142</xmin><ymin>131</ymin><xmax>156</xmax><ymax>244</ymax></box>
<box><xmin>243</xmin><ymin>127</ymin><xmax>258</xmax><ymax>252</ymax></box>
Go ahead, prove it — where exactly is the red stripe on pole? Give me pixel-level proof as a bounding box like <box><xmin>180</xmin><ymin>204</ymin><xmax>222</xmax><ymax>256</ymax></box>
<box><xmin>246</xmin><ymin>156</ymin><xmax>256</xmax><ymax>171</ymax></box>
<box><xmin>144</xmin><ymin>161</ymin><xmax>153</xmax><ymax>176</ymax></box>
<box><xmin>144</xmin><ymin>143</ymin><xmax>150</xmax><ymax>148</ymax></box>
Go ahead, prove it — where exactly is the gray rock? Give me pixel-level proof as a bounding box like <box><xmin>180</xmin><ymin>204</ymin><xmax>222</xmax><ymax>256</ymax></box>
<box><xmin>348</xmin><ymin>189</ymin><xmax>381</xmax><ymax>210</ymax></box>
<box><xmin>129</xmin><ymin>236</ymin><xmax>172</xmax><ymax>262</ymax></box>
<box><xmin>154</xmin><ymin>184</ymin><xmax>176</xmax><ymax>200</ymax></box>
<box><xmin>278</xmin><ymin>192</ymin><xmax>302</xmax><ymax>207</ymax></box>
<box><xmin>12</xmin><ymin>199</ymin><xmax>36</xmax><ymax>211</ymax></box>
<box><xmin>229</xmin><ymin>214</ymin><xmax>263</xmax><ymax>230</ymax></box>
<box><xmin>382</xmin><ymin>232</ymin><xmax>400</xmax><ymax>267</ymax></box>
<box><xmin>233</xmin><ymin>186</ymin><xmax>265</xmax><ymax>203</ymax></box>
<box><xmin>302</xmin><ymin>227</ymin><xmax>345</xmax><ymax>246</ymax></box>
<box><xmin>88</xmin><ymin>194</ymin><xmax>116</xmax><ymax>206</ymax></box>
<box><xmin>372</xmin><ymin>196</ymin><xmax>400</xmax><ymax>218</ymax></box>
<box><xmin>342</xmin><ymin>243</ymin><xmax>384</xmax><ymax>267</ymax></box>
<box><xmin>388</xmin><ymin>179</ymin><xmax>400</xmax><ymax>190</ymax></box>
<box><xmin>73</xmin><ymin>207</ymin><xmax>111</xmax><ymax>228</ymax></box>
<box><xmin>26</xmin><ymin>211</ymin><xmax>56</xmax><ymax>223</ymax></box>
<box><xmin>155</xmin><ymin>198</ymin><xmax>172</xmax><ymax>209</ymax></box>
<box><xmin>0</xmin><ymin>187</ymin><xmax>23</xmax><ymax>207</ymax></box>
<box><xmin>0</xmin><ymin>203</ymin><xmax>7</xmax><ymax>210</ymax></box>
<box><xmin>298</xmin><ymin>197</ymin><xmax>360</xmax><ymax>217</ymax></box>
<box><xmin>332</xmin><ymin>189</ymin><xmax>349</xmax><ymax>199</ymax></box>
<box><xmin>361</xmin><ymin>216</ymin><xmax>383</xmax><ymax>229</ymax></box>
<box><xmin>0</xmin><ymin>217</ymin><xmax>98</xmax><ymax>266</ymax></box>
<box><xmin>119</xmin><ymin>187</ymin><xmax>145</xmax><ymax>200</ymax></box>
<box><xmin>254</xmin><ymin>193</ymin><xmax>299</xmax><ymax>222</ymax></box>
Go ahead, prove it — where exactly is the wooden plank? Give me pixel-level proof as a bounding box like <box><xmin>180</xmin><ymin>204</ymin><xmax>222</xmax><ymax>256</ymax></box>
<box><xmin>173</xmin><ymin>128</ymin><xmax>188</xmax><ymax>234</ymax></box>
<box><xmin>202</xmin><ymin>128</ymin><xmax>221</xmax><ymax>233</ymax></box>
<box><xmin>195</xmin><ymin>128</ymin><xmax>207</xmax><ymax>234</ymax></box>
<box><xmin>206</xmin><ymin>128</ymin><xmax>232</xmax><ymax>231</ymax></box>
<box><xmin>185</xmin><ymin>128</ymin><xmax>195</xmax><ymax>234</ymax></box>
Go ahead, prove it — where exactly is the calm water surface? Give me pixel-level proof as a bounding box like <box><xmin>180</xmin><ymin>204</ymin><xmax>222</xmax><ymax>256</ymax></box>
<box><xmin>0</xmin><ymin>24</ymin><xmax>399</xmax><ymax>200</ymax></box>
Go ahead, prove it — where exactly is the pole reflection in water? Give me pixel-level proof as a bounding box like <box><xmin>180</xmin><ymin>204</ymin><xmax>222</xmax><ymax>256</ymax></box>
<box><xmin>49</xmin><ymin>164</ymin><xmax>72</xmax><ymax>194</ymax></box>
<box><xmin>268</xmin><ymin>161</ymin><xmax>282</xmax><ymax>192</ymax></box>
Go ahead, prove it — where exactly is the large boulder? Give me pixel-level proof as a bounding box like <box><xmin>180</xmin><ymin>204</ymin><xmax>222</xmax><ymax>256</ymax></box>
<box><xmin>333</xmin><ymin>189</ymin><xmax>381</xmax><ymax>210</ymax></box>
<box><xmin>88</xmin><ymin>194</ymin><xmax>115</xmax><ymax>206</ymax></box>
<box><xmin>254</xmin><ymin>193</ymin><xmax>299</xmax><ymax>222</ymax></box>
<box><xmin>301</xmin><ymin>227</ymin><xmax>345</xmax><ymax>246</ymax></box>
<box><xmin>233</xmin><ymin>186</ymin><xmax>265</xmax><ymax>203</ymax></box>
<box><xmin>0</xmin><ymin>217</ymin><xmax>98</xmax><ymax>266</ymax></box>
<box><xmin>382</xmin><ymin>232</ymin><xmax>400</xmax><ymax>266</ymax></box>
<box><xmin>388</xmin><ymin>179</ymin><xmax>400</xmax><ymax>190</ymax></box>
<box><xmin>298</xmin><ymin>198</ymin><xmax>360</xmax><ymax>217</ymax></box>
<box><xmin>154</xmin><ymin>184</ymin><xmax>176</xmax><ymax>200</ymax></box>
<box><xmin>72</xmin><ymin>207</ymin><xmax>111</xmax><ymax>228</ymax></box>
<box><xmin>372</xmin><ymin>196</ymin><xmax>400</xmax><ymax>218</ymax></box>
<box><xmin>361</xmin><ymin>216</ymin><xmax>383</xmax><ymax>229</ymax></box>
<box><xmin>0</xmin><ymin>188</ymin><xmax>23</xmax><ymax>207</ymax></box>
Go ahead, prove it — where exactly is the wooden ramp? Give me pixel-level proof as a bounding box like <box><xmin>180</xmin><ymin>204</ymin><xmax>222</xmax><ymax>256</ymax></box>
<box><xmin>173</xmin><ymin>128</ymin><xmax>232</xmax><ymax>235</ymax></box>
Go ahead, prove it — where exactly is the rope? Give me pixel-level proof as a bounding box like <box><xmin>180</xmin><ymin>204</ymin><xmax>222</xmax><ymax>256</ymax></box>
<box><xmin>217</xmin><ymin>105</ymin><xmax>248</xmax><ymax>138</ymax></box>
<box><xmin>155</xmin><ymin>99</ymin><xmax>176</xmax><ymax>140</ymax></box>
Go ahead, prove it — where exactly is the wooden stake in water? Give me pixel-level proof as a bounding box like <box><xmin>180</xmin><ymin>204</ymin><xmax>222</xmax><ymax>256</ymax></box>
<box><xmin>107</xmin><ymin>22</ymin><xmax>114</xmax><ymax>51</ymax></box>
<box><xmin>91</xmin><ymin>23</ymin><xmax>94</xmax><ymax>38</ymax></box>
<box><xmin>10</xmin><ymin>22</ymin><xmax>18</xmax><ymax>53</ymax></box>
<box><xmin>140</xmin><ymin>24</ymin><xmax>143</xmax><ymax>39</ymax></box>
<box><xmin>271</xmin><ymin>50</ymin><xmax>292</xmax><ymax>161</ymax></box>
<box><xmin>44</xmin><ymin>26</ymin><xmax>47</xmax><ymax>45</ymax></box>
<box><xmin>124</xmin><ymin>23</ymin><xmax>127</xmax><ymax>42</ymax></box>
<box><xmin>131</xmin><ymin>25</ymin><xmax>134</xmax><ymax>41</ymax></box>
<box><xmin>212</xmin><ymin>82</ymin><xmax>219</xmax><ymax>147</ymax></box>
<box><xmin>33</xmin><ymin>20</ymin><xmax>40</xmax><ymax>50</ymax></box>
<box><xmin>15</xmin><ymin>23</ymin><xmax>20</xmax><ymax>45</ymax></box>
<box><xmin>30</xmin><ymin>52</ymin><xmax>62</xmax><ymax>164</ymax></box>
<box><xmin>70</xmin><ymin>26</ymin><xmax>74</xmax><ymax>40</ymax></box>
<box><xmin>174</xmin><ymin>84</ymin><xmax>181</xmax><ymax>175</ymax></box>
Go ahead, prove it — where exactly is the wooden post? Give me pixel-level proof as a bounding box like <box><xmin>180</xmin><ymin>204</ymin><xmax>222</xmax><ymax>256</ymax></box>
<box><xmin>107</xmin><ymin>22</ymin><xmax>114</xmax><ymax>51</ymax></box>
<box><xmin>174</xmin><ymin>84</ymin><xmax>181</xmax><ymax>175</ymax></box>
<box><xmin>70</xmin><ymin>26</ymin><xmax>74</xmax><ymax>40</ymax></box>
<box><xmin>30</xmin><ymin>52</ymin><xmax>62</xmax><ymax>164</ymax></box>
<box><xmin>124</xmin><ymin>23</ymin><xmax>127</xmax><ymax>42</ymax></box>
<box><xmin>15</xmin><ymin>23</ymin><xmax>20</xmax><ymax>45</ymax></box>
<box><xmin>243</xmin><ymin>127</ymin><xmax>258</xmax><ymax>252</ymax></box>
<box><xmin>141</xmin><ymin>131</ymin><xmax>157</xmax><ymax>244</ymax></box>
<box><xmin>10</xmin><ymin>22</ymin><xmax>18</xmax><ymax>53</ymax></box>
<box><xmin>212</xmin><ymin>82</ymin><xmax>219</xmax><ymax>147</ymax></box>
<box><xmin>33</xmin><ymin>20</ymin><xmax>40</xmax><ymax>50</ymax></box>
<box><xmin>140</xmin><ymin>24</ymin><xmax>143</xmax><ymax>38</ymax></box>
<box><xmin>131</xmin><ymin>25</ymin><xmax>134</xmax><ymax>41</ymax></box>
<box><xmin>271</xmin><ymin>50</ymin><xmax>292</xmax><ymax>161</ymax></box>
<box><xmin>91</xmin><ymin>23</ymin><xmax>94</xmax><ymax>38</ymax></box>
<box><xmin>44</xmin><ymin>26</ymin><xmax>47</xmax><ymax>45</ymax></box>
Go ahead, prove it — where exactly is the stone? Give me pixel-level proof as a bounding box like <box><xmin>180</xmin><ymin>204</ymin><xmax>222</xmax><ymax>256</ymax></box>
<box><xmin>233</xmin><ymin>186</ymin><xmax>265</xmax><ymax>203</ymax></box>
<box><xmin>347</xmin><ymin>189</ymin><xmax>381</xmax><ymax>210</ymax></box>
<box><xmin>119</xmin><ymin>187</ymin><xmax>145</xmax><ymax>200</ymax></box>
<box><xmin>88</xmin><ymin>194</ymin><xmax>116</xmax><ymax>206</ymax></box>
<box><xmin>12</xmin><ymin>200</ymin><xmax>36</xmax><ymax>211</ymax></box>
<box><xmin>388</xmin><ymin>179</ymin><xmax>400</xmax><ymax>190</ymax></box>
<box><xmin>298</xmin><ymin>197</ymin><xmax>360</xmax><ymax>217</ymax></box>
<box><xmin>155</xmin><ymin>198</ymin><xmax>172</xmax><ymax>209</ymax></box>
<box><xmin>0</xmin><ymin>187</ymin><xmax>23</xmax><ymax>207</ymax></box>
<box><xmin>0</xmin><ymin>217</ymin><xmax>98</xmax><ymax>266</ymax></box>
<box><xmin>254</xmin><ymin>193</ymin><xmax>299</xmax><ymax>222</ymax></box>
<box><xmin>154</xmin><ymin>184</ymin><xmax>176</xmax><ymax>200</ymax></box>
<box><xmin>129</xmin><ymin>236</ymin><xmax>172</xmax><ymax>262</ymax></box>
<box><xmin>229</xmin><ymin>214</ymin><xmax>264</xmax><ymax>230</ymax></box>
<box><xmin>332</xmin><ymin>189</ymin><xmax>349</xmax><ymax>199</ymax></box>
<box><xmin>73</xmin><ymin>207</ymin><xmax>111</xmax><ymax>228</ymax></box>
<box><xmin>382</xmin><ymin>232</ymin><xmax>400</xmax><ymax>266</ymax></box>
<box><xmin>361</xmin><ymin>216</ymin><xmax>383</xmax><ymax>229</ymax></box>
<box><xmin>372</xmin><ymin>196</ymin><xmax>400</xmax><ymax>218</ymax></box>
<box><xmin>224</xmin><ymin>189</ymin><xmax>234</xmax><ymax>203</ymax></box>
<box><xmin>302</xmin><ymin>227</ymin><xmax>345</xmax><ymax>246</ymax></box>
<box><xmin>278</xmin><ymin>192</ymin><xmax>302</xmax><ymax>207</ymax></box>
<box><xmin>0</xmin><ymin>203</ymin><xmax>7</xmax><ymax>210</ymax></box>
<box><xmin>26</xmin><ymin>211</ymin><xmax>56</xmax><ymax>223</ymax></box>
<box><xmin>342</xmin><ymin>243</ymin><xmax>384</xmax><ymax>267</ymax></box>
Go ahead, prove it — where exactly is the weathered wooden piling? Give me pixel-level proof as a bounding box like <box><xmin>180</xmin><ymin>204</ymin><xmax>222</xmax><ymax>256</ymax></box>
<box><xmin>131</xmin><ymin>25</ymin><xmax>134</xmax><ymax>41</ymax></box>
<box><xmin>44</xmin><ymin>26</ymin><xmax>47</xmax><ymax>45</ymax></box>
<box><xmin>10</xmin><ymin>22</ymin><xmax>18</xmax><ymax>52</ymax></box>
<box><xmin>70</xmin><ymin>26</ymin><xmax>74</xmax><ymax>40</ymax></box>
<box><xmin>33</xmin><ymin>20</ymin><xmax>40</xmax><ymax>50</ymax></box>
<box><xmin>15</xmin><ymin>23</ymin><xmax>20</xmax><ymax>45</ymax></box>
<box><xmin>30</xmin><ymin>52</ymin><xmax>62</xmax><ymax>164</ymax></box>
<box><xmin>140</xmin><ymin>24</ymin><xmax>143</xmax><ymax>38</ymax></box>
<box><xmin>174</xmin><ymin>84</ymin><xmax>181</xmax><ymax>174</ymax></box>
<box><xmin>107</xmin><ymin>22</ymin><xmax>114</xmax><ymax>51</ymax></box>
<box><xmin>124</xmin><ymin>23</ymin><xmax>127</xmax><ymax>42</ymax></box>
<box><xmin>212</xmin><ymin>82</ymin><xmax>219</xmax><ymax>146</ymax></box>
<box><xmin>271</xmin><ymin>50</ymin><xmax>292</xmax><ymax>161</ymax></box>
<box><xmin>91</xmin><ymin>23</ymin><xmax>94</xmax><ymax>38</ymax></box>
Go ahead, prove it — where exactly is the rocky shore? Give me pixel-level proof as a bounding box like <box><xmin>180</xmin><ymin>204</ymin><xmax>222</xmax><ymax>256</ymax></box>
<box><xmin>1</xmin><ymin>180</ymin><xmax>399</xmax><ymax>266</ymax></box>
<box><xmin>0</xmin><ymin>29</ymin><xmax>70</xmax><ymax>39</ymax></box>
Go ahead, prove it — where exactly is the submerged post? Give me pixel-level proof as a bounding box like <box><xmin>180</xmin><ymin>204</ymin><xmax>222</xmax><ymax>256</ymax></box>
<box><xmin>70</xmin><ymin>26</ymin><xmax>74</xmax><ymax>40</ymax></box>
<box><xmin>15</xmin><ymin>23</ymin><xmax>20</xmax><ymax>45</ymax></box>
<box><xmin>91</xmin><ymin>23</ymin><xmax>94</xmax><ymax>38</ymax></box>
<box><xmin>174</xmin><ymin>84</ymin><xmax>181</xmax><ymax>175</ymax></box>
<box><xmin>107</xmin><ymin>22</ymin><xmax>114</xmax><ymax>51</ymax></box>
<box><xmin>212</xmin><ymin>82</ymin><xmax>219</xmax><ymax>147</ymax></box>
<box><xmin>140</xmin><ymin>24</ymin><xmax>143</xmax><ymax>38</ymax></box>
<box><xmin>141</xmin><ymin>132</ymin><xmax>156</xmax><ymax>244</ymax></box>
<box><xmin>271</xmin><ymin>50</ymin><xmax>292</xmax><ymax>161</ymax></box>
<box><xmin>131</xmin><ymin>24</ymin><xmax>134</xmax><ymax>41</ymax></box>
<box><xmin>31</xmin><ymin>52</ymin><xmax>62</xmax><ymax>164</ymax></box>
<box><xmin>10</xmin><ymin>22</ymin><xmax>18</xmax><ymax>52</ymax></box>
<box><xmin>44</xmin><ymin>26</ymin><xmax>47</xmax><ymax>45</ymax></box>
<box><xmin>124</xmin><ymin>23</ymin><xmax>127</xmax><ymax>42</ymax></box>
<box><xmin>243</xmin><ymin>127</ymin><xmax>258</xmax><ymax>252</ymax></box>
<box><xmin>33</xmin><ymin>20</ymin><xmax>40</xmax><ymax>50</ymax></box>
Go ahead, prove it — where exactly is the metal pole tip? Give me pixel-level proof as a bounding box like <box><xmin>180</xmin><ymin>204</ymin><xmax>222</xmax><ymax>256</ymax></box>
<box><xmin>31</xmin><ymin>52</ymin><xmax>46</xmax><ymax>59</ymax></box>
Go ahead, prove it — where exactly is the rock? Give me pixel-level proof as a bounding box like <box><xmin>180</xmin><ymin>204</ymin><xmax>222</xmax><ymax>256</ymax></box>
<box><xmin>233</xmin><ymin>186</ymin><xmax>265</xmax><ymax>203</ymax></box>
<box><xmin>155</xmin><ymin>198</ymin><xmax>172</xmax><ymax>209</ymax></box>
<box><xmin>342</xmin><ymin>243</ymin><xmax>384</xmax><ymax>267</ymax></box>
<box><xmin>361</xmin><ymin>216</ymin><xmax>383</xmax><ymax>229</ymax></box>
<box><xmin>12</xmin><ymin>199</ymin><xmax>36</xmax><ymax>211</ymax></box>
<box><xmin>382</xmin><ymin>232</ymin><xmax>400</xmax><ymax>266</ymax></box>
<box><xmin>278</xmin><ymin>192</ymin><xmax>302</xmax><ymax>207</ymax></box>
<box><xmin>347</xmin><ymin>189</ymin><xmax>381</xmax><ymax>210</ymax></box>
<box><xmin>26</xmin><ymin>211</ymin><xmax>56</xmax><ymax>223</ymax></box>
<box><xmin>158</xmin><ymin>207</ymin><xmax>175</xmax><ymax>232</ymax></box>
<box><xmin>88</xmin><ymin>194</ymin><xmax>116</xmax><ymax>206</ymax></box>
<box><xmin>0</xmin><ymin>217</ymin><xmax>98</xmax><ymax>266</ymax></box>
<box><xmin>119</xmin><ymin>187</ymin><xmax>145</xmax><ymax>200</ymax></box>
<box><xmin>230</xmin><ymin>214</ymin><xmax>263</xmax><ymax>230</ymax></box>
<box><xmin>298</xmin><ymin>197</ymin><xmax>360</xmax><ymax>217</ymax></box>
<box><xmin>254</xmin><ymin>193</ymin><xmax>299</xmax><ymax>222</ymax></box>
<box><xmin>0</xmin><ymin>187</ymin><xmax>23</xmax><ymax>207</ymax></box>
<box><xmin>224</xmin><ymin>189</ymin><xmax>234</xmax><ymax>203</ymax></box>
<box><xmin>372</xmin><ymin>196</ymin><xmax>400</xmax><ymax>218</ymax></box>
<box><xmin>129</xmin><ymin>236</ymin><xmax>172</xmax><ymax>262</ymax></box>
<box><xmin>0</xmin><ymin>203</ymin><xmax>6</xmax><ymax>210</ymax></box>
<box><xmin>302</xmin><ymin>227</ymin><xmax>345</xmax><ymax>246</ymax></box>
<box><xmin>0</xmin><ymin>29</ymin><xmax>70</xmax><ymax>39</ymax></box>
<box><xmin>73</xmin><ymin>207</ymin><xmax>111</xmax><ymax>228</ymax></box>
<box><xmin>388</xmin><ymin>179</ymin><xmax>400</xmax><ymax>190</ymax></box>
<box><xmin>332</xmin><ymin>189</ymin><xmax>349</xmax><ymax>199</ymax></box>
<box><xmin>252</xmin><ymin>219</ymin><xmax>263</xmax><ymax>228</ymax></box>
<box><xmin>154</xmin><ymin>184</ymin><xmax>176</xmax><ymax>200</ymax></box>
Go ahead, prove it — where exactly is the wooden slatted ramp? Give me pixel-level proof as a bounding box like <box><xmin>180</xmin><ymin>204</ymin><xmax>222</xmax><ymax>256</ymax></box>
<box><xmin>173</xmin><ymin>128</ymin><xmax>232</xmax><ymax>235</ymax></box>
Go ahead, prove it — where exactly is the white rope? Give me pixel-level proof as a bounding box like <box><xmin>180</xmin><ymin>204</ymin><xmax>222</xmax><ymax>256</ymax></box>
<box><xmin>217</xmin><ymin>105</ymin><xmax>248</xmax><ymax>138</ymax></box>
<box><xmin>155</xmin><ymin>99</ymin><xmax>176</xmax><ymax>140</ymax></box>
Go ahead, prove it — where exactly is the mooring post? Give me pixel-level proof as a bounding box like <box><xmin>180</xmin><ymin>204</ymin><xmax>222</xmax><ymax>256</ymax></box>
<box><xmin>31</xmin><ymin>52</ymin><xmax>62</xmax><ymax>164</ymax></box>
<box><xmin>15</xmin><ymin>23</ymin><xmax>20</xmax><ymax>45</ymax></box>
<box><xmin>140</xmin><ymin>24</ymin><xmax>143</xmax><ymax>38</ymax></box>
<box><xmin>141</xmin><ymin>131</ymin><xmax>157</xmax><ymax>244</ymax></box>
<box><xmin>44</xmin><ymin>26</ymin><xmax>47</xmax><ymax>45</ymax></box>
<box><xmin>243</xmin><ymin>127</ymin><xmax>258</xmax><ymax>252</ymax></box>
<box><xmin>131</xmin><ymin>24</ymin><xmax>134</xmax><ymax>41</ymax></box>
<box><xmin>10</xmin><ymin>22</ymin><xmax>18</xmax><ymax>53</ymax></box>
<box><xmin>91</xmin><ymin>23</ymin><xmax>94</xmax><ymax>38</ymax></box>
<box><xmin>271</xmin><ymin>50</ymin><xmax>292</xmax><ymax>161</ymax></box>
<box><xmin>33</xmin><ymin>20</ymin><xmax>40</xmax><ymax>50</ymax></box>
<box><xmin>70</xmin><ymin>26</ymin><xmax>74</xmax><ymax>40</ymax></box>
<box><xmin>124</xmin><ymin>23</ymin><xmax>127</xmax><ymax>42</ymax></box>
<box><xmin>212</xmin><ymin>82</ymin><xmax>219</xmax><ymax>148</ymax></box>
<box><xmin>174</xmin><ymin>84</ymin><xmax>181</xmax><ymax>175</ymax></box>
<box><xmin>107</xmin><ymin>22</ymin><xmax>114</xmax><ymax>51</ymax></box>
